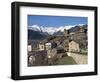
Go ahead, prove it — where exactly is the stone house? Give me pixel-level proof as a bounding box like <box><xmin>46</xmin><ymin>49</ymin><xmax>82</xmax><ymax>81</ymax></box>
<box><xmin>68</xmin><ymin>26</ymin><xmax>87</xmax><ymax>50</ymax></box>
<box><xmin>28</xmin><ymin>45</ymin><xmax>32</xmax><ymax>52</ymax></box>
<box><xmin>45</xmin><ymin>43</ymin><xmax>52</xmax><ymax>50</ymax></box>
<box><xmin>28</xmin><ymin>50</ymin><xmax>48</xmax><ymax>66</ymax></box>
<box><xmin>63</xmin><ymin>29</ymin><xmax>69</xmax><ymax>36</ymax></box>
<box><xmin>39</xmin><ymin>42</ymin><xmax>45</xmax><ymax>51</ymax></box>
<box><xmin>28</xmin><ymin>40</ymin><xmax>39</xmax><ymax>51</ymax></box>
<box><xmin>68</xmin><ymin>40</ymin><xmax>80</xmax><ymax>52</ymax></box>
<box><xmin>47</xmin><ymin>48</ymin><xmax>57</xmax><ymax>59</ymax></box>
<box><xmin>63</xmin><ymin>40</ymin><xmax>69</xmax><ymax>52</ymax></box>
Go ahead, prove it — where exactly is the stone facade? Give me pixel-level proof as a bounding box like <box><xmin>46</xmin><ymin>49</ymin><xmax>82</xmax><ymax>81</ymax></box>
<box><xmin>68</xmin><ymin>41</ymin><xmax>80</xmax><ymax>52</ymax></box>
<box><xmin>63</xmin><ymin>29</ymin><xmax>69</xmax><ymax>36</ymax></box>
<box><xmin>45</xmin><ymin>43</ymin><xmax>52</xmax><ymax>50</ymax></box>
<box><xmin>28</xmin><ymin>50</ymin><xmax>48</xmax><ymax>66</ymax></box>
<box><xmin>63</xmin><ymin>40</ymin><xmax>69</xmax><ymax>52</ymax></box>
<box><xmin>39</xmin><ymin>43</ymin><xmax>45</xmax><ymax>51</ymax></box>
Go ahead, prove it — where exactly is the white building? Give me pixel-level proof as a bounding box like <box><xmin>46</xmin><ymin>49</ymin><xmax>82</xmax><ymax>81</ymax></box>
<box><xmin>39</xmin><ymin>43</ymin><xmax>45</xmax><ymax>51</ymax></box>
<box><xmin>28</xmin><ymin>45</ymin><xmax>32</xmax><ymax>52</ymax></box>
<box><xmin>45</xmin><ymin>43</ymin><xmax>52</xmax><ymax>50</ymax></box>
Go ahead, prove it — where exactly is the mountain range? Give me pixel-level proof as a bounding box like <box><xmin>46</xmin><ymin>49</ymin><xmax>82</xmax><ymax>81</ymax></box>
<box><xmin>28</xmin><ymin>24</ymin><xmax>87</xmax><ymax>40</ymax></box>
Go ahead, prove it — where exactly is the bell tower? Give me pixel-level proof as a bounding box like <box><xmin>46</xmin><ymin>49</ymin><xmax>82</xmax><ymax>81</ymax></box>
<box><xmin>79</xmin><ymin>26</ymin><xmax>84</xmax><ymax>33</ymax></box>
<box><xmin>63</xmin><ymin>29</ymin><xmax>69</xmax><ymax>36</ymax></box>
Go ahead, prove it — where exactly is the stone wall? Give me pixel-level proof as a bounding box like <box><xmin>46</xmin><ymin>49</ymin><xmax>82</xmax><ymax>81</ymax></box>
<box><xmin>67</xmin><ymin>52</ymin><xmax>88</xmax><ymax>64</ymax></box>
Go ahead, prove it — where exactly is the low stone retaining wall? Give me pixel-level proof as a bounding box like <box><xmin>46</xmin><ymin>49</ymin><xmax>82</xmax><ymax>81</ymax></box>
<box><xmin>67</xmin><ymin>52</ymin><xmax>88</xmax><ymax>64</ymax></box>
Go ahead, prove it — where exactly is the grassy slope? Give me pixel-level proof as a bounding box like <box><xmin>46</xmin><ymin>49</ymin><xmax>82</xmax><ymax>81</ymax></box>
<box><xmin>54</xmin><ymin>56</ymin><xmax>77</xmax><ymax>65</ymax></box>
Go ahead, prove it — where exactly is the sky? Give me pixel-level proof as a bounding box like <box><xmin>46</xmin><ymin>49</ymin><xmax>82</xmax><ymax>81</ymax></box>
<box><xmin>28</xmin><ymin>15</ymin><xmax>88</xmax><ymax>27</ymax></box>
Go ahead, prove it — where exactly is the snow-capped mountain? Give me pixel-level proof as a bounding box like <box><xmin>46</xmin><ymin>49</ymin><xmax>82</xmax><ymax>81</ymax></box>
<box><xmin>28</xmin><ymin>24</ymin><xmax>87</xmax><ymax>40</ymax></box>
<box><xmin>28</xmin><ymin>24</ymin><xmax>76</xmax><ymax>35</ymax></box>
<box><xmin>28</xmin><ymin>24</ymin><xmax>87</xmax><ymax>35</ymax></box>
<box><xmin>28</xmin><ymin>25</ymin><xmax>42</xmax><ymax>32</ymax></box>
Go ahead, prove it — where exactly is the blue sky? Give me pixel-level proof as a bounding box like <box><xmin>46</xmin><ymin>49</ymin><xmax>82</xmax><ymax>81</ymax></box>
<box><xmin>28</xmin><ymin>15</ymin><xmax>88</xmax><ymax>27</ymax></box>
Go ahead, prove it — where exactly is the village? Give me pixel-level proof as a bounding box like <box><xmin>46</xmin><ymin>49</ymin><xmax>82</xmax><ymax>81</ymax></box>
<box><xmin>28</xmin><ymin>26</ymin><xmax>88</xmax><ymax>66</ymax></box>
